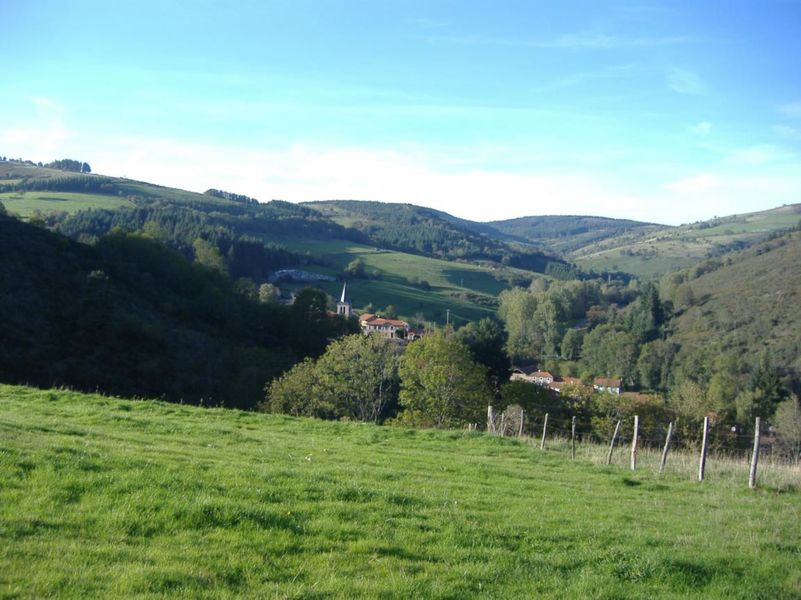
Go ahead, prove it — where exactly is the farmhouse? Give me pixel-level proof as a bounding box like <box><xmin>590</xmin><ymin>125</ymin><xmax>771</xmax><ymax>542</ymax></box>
<box><xmin>593</xmin><ymin>377</ymin><xmax>623</xmax><ymax>395</ymax></box>
<box><xmin>337</xmin><ymin>283</ymin><xmax>412</xmax><ymax>339</ymax></box>
<box><xmin>548</xmin><ymin>376</ymin><xmax>583</xmax><ymax>394</ymax></box>
<box><xmin>358</xmin><ymin>313</ymin><xmax>410</xmax><ymax>339</ymax></box>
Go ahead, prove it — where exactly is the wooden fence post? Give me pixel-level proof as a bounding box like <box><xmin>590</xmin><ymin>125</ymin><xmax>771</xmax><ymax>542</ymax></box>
<box><xmin>630</xmin><ymin>415</ymin><xmax>639</xmax><ymax>471</ymax></box>
<box><xmin>540</xmin><ymin>413</ymin><xmax>549</xmax><ymax>451</ymax></box>
<box><xmin>571</xmin><ymin>416</ymin><xmax>577</xmax><ymax>460</ymax></box>
<box><xmin>659</xmin><ymin>422</ymin><xmax>673</xmax><ymax>476</ymax></box>
<box><xmin>518</xmin><ymin>410</ymin><xmax>525</xmax><ymax>437</ymax></box>
<box><xmin>606</xmin><ymin>420</ymin><xmax>621</xmax><ymax>465</ymax></box>
<box><xmin>749</xmin><ymin>417</ymin><xmax>761</xmax><ymax>489</ymax></box>
<box><xmin>698</xmin><ymin>416</ymin><xmax>710</xmax><ymax>482</ymax></box>
<box><xmin>499</xmin><ymin>414</ymin><xmax>506</xmax><ymax>437</ymax></box>
<box><xmin>487</xmin><ymin>405</ymin><xmax>495</xmax><ymax>434</ymax></box>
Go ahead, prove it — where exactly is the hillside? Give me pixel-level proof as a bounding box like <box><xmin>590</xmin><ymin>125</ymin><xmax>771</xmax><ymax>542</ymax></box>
<box><xmin>488</xmin><ymin>215</ymin><xmax>663</xmax><ymax>255</ymax></box>
<box><xmin>664</xmin><ymin>228</ymin><xmax>801</xmax><ymax>379</ymax></box>
<box><xmin>0</xmin><ymin>212</ymin><xmax>354</xmax><ymax>408</ymax></box>
<box><xmin>0</xmin><ymin>162</ymin><xmax>553</xmax><ymax>324</ymax></box>
<box><xmin>302</xmin><ymin>200</ymin><xmax>572</xmax><ymax>275</ymax></box>
<box><xmin>571</xmin><ymin>204</ymin><xmax>801</xmax><ymax>279</ymax></box>
<box><xmin>2</xmin><ymin>384</ymin><xmax>800</xmax><ymax>598</ymax></box>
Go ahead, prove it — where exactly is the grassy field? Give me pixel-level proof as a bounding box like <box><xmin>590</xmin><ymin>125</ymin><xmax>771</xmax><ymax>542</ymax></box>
<box><xmin>275</xmin><ymin>237</ymin><xmax>531</xmax><ymax>323</ymax></box>
<box><xmin>573</xmin><ymin>204</ymin><xmax>801</xmax><ymax>279</ymax></box>
<box><xmin>2</xmin><ymin>384</ymin><xmax>800</xmax><ymax>598</ymax></box>
<box><xmin>0</xmin><ymin>191</ymin><xmax>135</xmax><ymax>218</ymax></box>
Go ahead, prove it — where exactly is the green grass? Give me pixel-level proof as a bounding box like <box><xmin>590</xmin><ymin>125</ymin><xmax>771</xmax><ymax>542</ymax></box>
<box><xmin>275</xmin><ymin>237</ymin><xmax>526</xmax><ymax>323</ymax></box>
<box><xmin>0</xmin><ymin>191</ymin><xmax>134</xmax><ymax>217</ymax></box>
<box><xmin>573</xmin><ymin>204</ymin><xmax>801</xmax><ymax>279</ymax></box>
<box><xmin>2</xmin><ymin>384</ymin><xmax>800</xmax><ymax>598</ymax></box>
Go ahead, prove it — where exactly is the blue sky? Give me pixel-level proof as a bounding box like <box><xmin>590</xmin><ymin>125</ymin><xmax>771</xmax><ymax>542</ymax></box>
<box><xmin>2</xmin><ymin>0</ymin><xmax>800</xmax><ymax>224</ymax></box>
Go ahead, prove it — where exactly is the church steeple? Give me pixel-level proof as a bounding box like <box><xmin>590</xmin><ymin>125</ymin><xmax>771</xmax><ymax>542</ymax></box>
<box><xmin>336</xmin><ymin>282</ymin><xmax>352</xmax><ymax>317</ymax></box>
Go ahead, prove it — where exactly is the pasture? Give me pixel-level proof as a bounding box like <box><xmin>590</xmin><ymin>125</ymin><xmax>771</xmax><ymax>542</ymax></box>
<box><xmin>2</xmin><ymin>384</ymin><xmax>800</xmax><ymax>598</ymax></box>
<box><xmin>274</xmin><ymin>237</ymin><xmax>528</xmax><ymax>323</ymax></box>
<box><xmin>0</xmin><ymin>191</ymin><xmax>134</xmax><ymax>218</ymax></box>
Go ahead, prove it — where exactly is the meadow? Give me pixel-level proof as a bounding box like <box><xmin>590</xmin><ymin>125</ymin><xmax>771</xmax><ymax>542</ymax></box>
<box><xmin>2</xmin><ymin>384</ymin><xmax>800</xmax><ymax>598</ymax></box>
<box><xmin>274</xmin><ymin>237</ymin><xmax>528</xmax><ymax>323</ymax></box>
<box><xmin>573</xmin><ymin>204</ymin><xmax>801</xmax><ymax>279</ymax></box>
<box><xmin>0</xmin><ymin>191</ymin><xmax>134</xmax><ymax>218</ymax></box>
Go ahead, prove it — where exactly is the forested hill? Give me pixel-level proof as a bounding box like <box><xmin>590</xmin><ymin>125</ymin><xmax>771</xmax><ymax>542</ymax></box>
<box><xmin>487</xmin><ymin>215</ymin><xmax>662</xmax><ymax>255</ymax></box>
<box><xmin>0</xmin><ymin>210</ymin><xmax>355</xmax><ymax>408</ymax></box>
<box><xmin>303</xmin><ymin>200</ymin><xmax>573</xmax><ymax>276</ymax></box>
<box><xmin>662</xmin><ymin>227</ymin><xmax>801</xmax><ymax>379</ymax></box>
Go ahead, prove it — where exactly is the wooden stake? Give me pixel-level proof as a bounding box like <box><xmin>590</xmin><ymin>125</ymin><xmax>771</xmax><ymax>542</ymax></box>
<box><xmin>698</xmin><ymin>416</ymin><xmax>709</xmax><ymax>482</ymax></box>
<box><xmin>659</xmin><ymin>422</ymin><xmax>673</xmax><ymax>476</ymax></box>
<box><xmin>487</xmin><ymin>405</ymin><xmax>495</xmax><ymax>434</ymax></box>
<box><xmin>630</xmin><ymin>415</ymin><xmax>639</xmax><ymax>471</ymax></box>
<box><xmin>571</xmin><ymin>416</ymin><xmax>577</xmax><ymax>460</ymax></box>
<box><xmin>749</xmin><ymin>417</ymin><xmax>761</xmax><ymax>489</ymax></box>
<box><xmin>606</xmin><ymin>420</ymin><xmax>621</xmax><ymax>465</ymax></box>
<box><xmin>518</xmin><ymin>410</ymin><xmax>525</xmax><ymax>437</ymax></box>
<box><xmin>499</xmin><ymin>414</ymin><xmax>506</xmax><ymax>437</ymax></box>
<box><xmin>540</xmin><ymin>413</ymin><xmax>549</xmax><ymax>451</ymax></box>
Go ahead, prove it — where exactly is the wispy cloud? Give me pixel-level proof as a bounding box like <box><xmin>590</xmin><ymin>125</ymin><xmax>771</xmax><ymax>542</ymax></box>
<box><xmin>689</xmin><ymin>121</ymin><xmax>712</xmax><ymax>136</ymax></box>
<box><xmin>724</xmin><ymin>144</ymin><xmax>796</xmax><ymax>165</ymax></box>
<box><xmin>408</xmin><ymin>17</ymin><xmax>448</xmax><ymax>30</ymax></box>
<box><xmin>428</xmin><ymin>32</ymin><xmax>694</xmax><ymax>50</ymax></box>
<box><xmin>773</xmin><ymin>124</ymin><xmax>801</xmax><ymax>140</ymax></box>
<box><xmin>667</xmin><ymin>67</ymin><xmax>706</xmax><ymax>95</ymax></box>
<box><xmin>779</xmin><ymin>102</ymin><xmax>801</xmax><ymax>118</ymax></box>
<box><xmin>1</xmin><ymin>97</ymin><xmax>68</xmax><ymax>159</ymax></box>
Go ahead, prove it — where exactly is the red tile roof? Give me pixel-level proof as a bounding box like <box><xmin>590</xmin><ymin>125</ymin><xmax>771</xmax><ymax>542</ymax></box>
<box><xmin>593</xmin><ymin>378</ymin><xmax>622</xmax><ymax>388</ymax></box>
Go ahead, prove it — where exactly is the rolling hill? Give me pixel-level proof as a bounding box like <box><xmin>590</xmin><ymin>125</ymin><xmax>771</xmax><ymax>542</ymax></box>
<box><xmin>567</xmin><ymin>205</ymin><xmax>801</xmax><ymax>279</ymax></box>
<box><xmin>663</xmin><ymin>227</ymin><xmax>801</xmax><ymax>378</ymax></box>
<box><xmin>302</xmin><ymin>199</ymin><xmax>570</xmax><ymax>274</ymax></box>
<box><xmin>487</xmin><ymin>214</ymin><xmax>663</xmax><ymax>255</ymax></box>
<box><xmin>0</xmin><ymin>161</ymin><xmax>563</xmax><ymax>324</ymax></box>
<box><xmin>0</xmin><ymin>210</ymin><xmax>358</xmax><ymax>408</ymax></box>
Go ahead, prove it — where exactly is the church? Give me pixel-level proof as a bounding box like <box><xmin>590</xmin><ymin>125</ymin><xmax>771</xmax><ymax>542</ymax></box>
<box><xmin>336</xmin><ymin>283</ymin><xmax>411</xmax><ymax>340</ymax></box>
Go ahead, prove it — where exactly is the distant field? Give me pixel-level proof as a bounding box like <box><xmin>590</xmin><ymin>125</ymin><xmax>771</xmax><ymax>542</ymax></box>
<box><xmin>2</xmin><ymin>384</ymin><xmax>800</xmax><ymax>598</ymax></box>
<box><xmin>274</xmin><ymin>237</ymin><xmax>524</xmax><ymax>323</ymax></box>
<box><xmin>574</xmin><ymin>204</ymin><xmax>801</xmax><ymax>278</ymax></box>
<box><xmin>0</xmin><ymin>191</ymin><xmax>134</xmax><ymax>217</ymax></box>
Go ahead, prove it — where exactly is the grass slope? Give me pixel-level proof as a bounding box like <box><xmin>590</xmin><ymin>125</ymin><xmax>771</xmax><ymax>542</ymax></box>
<box><xmin>667</xmin><ymin>229</ymin><xmax>801</xmax><ymax>377</ymax></box>
<box><xmin>275</xmin><ymin>238</ymin><xmax>525</xmax><ymax>323</ymax></box>
<box><xmin>572</xmin><ymin>204</ymin><xmax>801</xmax><ymax>279</ymax></box>
<box><xmin>2</xmin><ymin>384</ymin><xmax>800</xmax><ymax>598</ymax></box>
<box><xmin>0</xmin><ymin>162</ymin><xmax>236</xmax><ymax>217</ymax></box>
<box><xmin>0</xmin><ymin>190</ymin><xmax>134</xmax><ymax>217</ymax></box>
<box><xmin>488</xmin><ymin>215</ymin><xmax>662</xmax><ymax>255</ymax></box>
<box><xmin>0</xmin><ymin>164</ymin><xmax>526</xmax><ymax>323</ymax></box>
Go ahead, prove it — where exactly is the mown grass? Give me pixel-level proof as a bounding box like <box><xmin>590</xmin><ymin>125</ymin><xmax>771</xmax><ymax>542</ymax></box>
<box><xmin>0</xmin><ymin>191</ymin><xmax>135</xmax><ymax>218</ymax></box>
<box><xmin>2</xmin><ymin>384</ymin><xmax>800</xmax><ymax>598</ymax></box>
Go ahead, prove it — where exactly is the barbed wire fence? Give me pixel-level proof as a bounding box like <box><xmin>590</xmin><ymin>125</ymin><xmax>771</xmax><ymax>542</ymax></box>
<box><xmin>484</xmin><ymin>404</ymin><xmax>800</xmax><ymax>490</ymax></box>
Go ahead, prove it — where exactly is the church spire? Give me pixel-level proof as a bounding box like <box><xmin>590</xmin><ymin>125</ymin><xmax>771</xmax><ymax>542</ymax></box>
<box><xmin>336</xmin><ymin>282</ymin><xmax>352</xmax><ymax>317</ymax></box>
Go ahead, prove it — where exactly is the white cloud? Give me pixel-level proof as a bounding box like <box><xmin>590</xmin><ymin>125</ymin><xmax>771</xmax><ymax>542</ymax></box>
<box><xmin>1</xmin><ymin>97</ymin><xmax>69</xmax><ymax>159</ymax></box>
<box><xmin>84</xmin><ymin>137</ymin><xmax>655</xmax><ymax>222</ymax></box>
<box><xmin>430</xmin><ymin>32</ymin><xmax>693</xmax><ymax>50</ymax></box>
<box><xmin>662</xmin><ymin>170</ymin><xmax>801</xmax><ymax>222</ymax></box>
<box><xmin>779</xmin><ymin>102</ymin><xmax>801</xmax><ymax>118</ymax></box>
<box><xmin>667</xmin><ymin>67</ymin><xmax>706</xmax><ymax>95</ymax></box>
<box><xmin>689</xmin><ymin>121</ymin><xmax>712</xmax><ymax>136</ymax></box>
<box><xmin>725</xmin><ymin>144</ymin><xmax>795</xmax><ymax>165</ymax></box>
